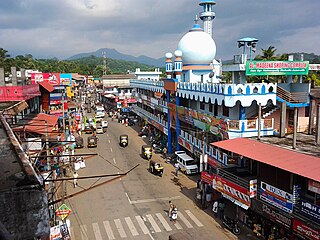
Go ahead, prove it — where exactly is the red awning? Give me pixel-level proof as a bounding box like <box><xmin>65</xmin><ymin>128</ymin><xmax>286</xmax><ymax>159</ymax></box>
<box><xmin>13</xmin><ymin>113</ymin><xmax>58</xmax><ymax>135</ymax></box>
<box><xmin>39</xmin><ymin>81</ymin><xmax>54</xmax><ymax>92</ymax></box>
<box><xmin>211</xmin><ymin>138</ymin><xmax>320</xmax><ymax>182</ymax></box>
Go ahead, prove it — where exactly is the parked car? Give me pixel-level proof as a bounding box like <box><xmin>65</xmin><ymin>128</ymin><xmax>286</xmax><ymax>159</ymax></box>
<box><xmin>101</xmin><ymin>121</ymin><xmax>108</xmax><ymax>131</ymax></box>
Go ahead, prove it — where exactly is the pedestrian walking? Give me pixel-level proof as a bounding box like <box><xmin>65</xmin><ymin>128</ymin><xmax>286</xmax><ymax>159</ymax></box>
<box><xmin>171</xmin><ymin>206</ymin><xmax>178</xmax><ymax>224</ymax></box>
<box><xmin>73</xmin><ymin>171</ymin><xmax>79</xmax><ymax>188</ymax></box>
<box><xmin>218</xmin><ymin>199</ymin><xmax>225</xmax><ymax>220</ymax></box>
<box><xmin>168</xmin><ymin>201</ymin><xmax>174</xmax><ymax>218</ymax></box>
<box><xmin>212</xmin><ymin>200</ymin><xmax>218</xmax><ymax>218</ymax></box>
<box><xmin>174</xmin><ymin>162</ymin><xmax>180</xmax><ymax>177</ymax></box>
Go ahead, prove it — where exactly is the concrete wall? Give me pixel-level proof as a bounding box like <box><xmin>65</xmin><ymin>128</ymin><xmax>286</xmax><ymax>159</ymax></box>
<box><xmin>0</xmin><ymin>189</ymin><xmax>50</xmax><ymax>240</ymax></box>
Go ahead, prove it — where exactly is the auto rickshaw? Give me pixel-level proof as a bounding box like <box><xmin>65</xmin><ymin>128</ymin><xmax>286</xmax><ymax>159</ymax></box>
<box><xmin>149</xmin><ymin>159</ymin><xmax>164</xmax><ymax>177</ymax></box>
<box><xmin>119</xmin><ymin>134</ymin><xmax>128</xmax><ymax>147</ymax></box>
<box><xmin>87</xmin><ymin>136</ymin><xmax>98</xmax><ymax>148</ymax></box>
<box><xmin>141</xmin><ymin>145</ymin><xmax>152</xmax><ymax>160</ymax></box>
<box><xmin>75</xmin><ymin>136</ymin><xmax>84</xmax><ymax>148</ymax></box>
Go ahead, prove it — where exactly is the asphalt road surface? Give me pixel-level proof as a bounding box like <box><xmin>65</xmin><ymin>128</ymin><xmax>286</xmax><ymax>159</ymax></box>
<box><xmin>65</xmin><ymin>116</ymin><xmax>233</xmax><ymax>240</ymax></box>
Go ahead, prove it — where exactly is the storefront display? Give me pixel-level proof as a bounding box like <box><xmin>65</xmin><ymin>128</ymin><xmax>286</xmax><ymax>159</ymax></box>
<box><xmin>292</xmin><ymin>218</ymin><xmax>319</xmax><ymax>240</ymax></box>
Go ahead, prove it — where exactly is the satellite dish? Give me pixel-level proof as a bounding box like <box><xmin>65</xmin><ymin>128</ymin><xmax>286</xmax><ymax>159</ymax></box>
<box><xmin>209</xmin><ymin>72</ymin><xmax>215</xmax><ymax>78</ymax></box>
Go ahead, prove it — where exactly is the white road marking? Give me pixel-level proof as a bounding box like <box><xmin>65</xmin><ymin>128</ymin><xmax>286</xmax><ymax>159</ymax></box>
<box><xmin>80</xmin><ymin>224</ymin><xmax>88</xmax><ymax>240</ymax></box>
<box><xmin>125</xmin><ymin>192</ymin><xmax>132</xmax><ymax>204</ymax></box>
<box><xmin>135</xmin><ymin>216</ymin><xmax>149</xmax><ymax>235</ymax></box>
<box><xmin>108</xmin><ymin>139</ymin><xmax>111</xmax><ymax>143</ymax></box>
<box><xmin>179</xmin><ymin>212</ymin><xmax>193</xmax><ymax>228</ymax></box>
<box><xmin>92</xmin><ymin>222</ymin><xmax>103</xmax><ymax>240</ymax></box>
<box><xmin>114</xmin><ymin>219</ymin><xmax>127</xmax><ymax>238</ymax></box>
<box><xmin>146</xmin><ymin>214</ymin><xmax>161</xmax><ymax>233</ymax></box>
<box><xmin>185</xmin><ymin>210</ymin><xmax>204</xmax><ymax>227</ymax></box>
<box><xmin>113</xmin><ymin>157</ymin><xmax>116</xmax><ymax>164</ymax></box>
<box><xmin>129</xmin><ymin>196</ymin><xmax>181</xmax><ymax>204</ymax></box>
<box><xmin>103</xmin><ymin>221</ymin><xmax>115</xmax><ymax>240</ymax></box>
<box><xmin>110</xmin><ymin>147</ymin><xmax>113</xmax><ymax>152</ymax></box>
<box><xmin>107</xmin><ymin>134</ymin><xmax>109</xmax><ymax>137</ymax></box>
<box><xmin>173</xmin><ymin>221</ymin><xmax>183</xmax><ymax>230</ymax></box>
<box><xmin>156</xmin><ymin>213</ymin><xmax>172</xmax><ymax>231</ymax></box>
<box><xmin>125</xmin><ymin>217</ymin><xmax>139</xmax><ymax>236</ymax></box>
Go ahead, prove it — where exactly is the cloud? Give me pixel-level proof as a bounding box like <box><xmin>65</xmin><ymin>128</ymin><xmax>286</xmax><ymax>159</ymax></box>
<box><xmin>0</xmin><ymin>0</ymin><xmax>319</xmax><ymax>61</ymax></box>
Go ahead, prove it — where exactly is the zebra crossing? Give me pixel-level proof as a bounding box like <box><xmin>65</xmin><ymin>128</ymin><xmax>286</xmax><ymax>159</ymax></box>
<box><xmin>70</xmin><ymin>209</ymin><xmax>204</xmax><ymax>240</ymax></box>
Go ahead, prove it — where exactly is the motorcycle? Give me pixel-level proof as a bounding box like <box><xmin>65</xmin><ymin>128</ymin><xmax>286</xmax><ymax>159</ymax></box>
<box><xmin>222</xmin><ymin>216</ymin><xmax>241</xmax><ymax>235</ymax></box>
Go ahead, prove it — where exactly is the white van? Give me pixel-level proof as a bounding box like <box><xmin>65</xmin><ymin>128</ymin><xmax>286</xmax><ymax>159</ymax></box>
<box><xmin>175</xmin><ymin>152</ymin><xmax>198</xmax><ymax>175</ymax></box>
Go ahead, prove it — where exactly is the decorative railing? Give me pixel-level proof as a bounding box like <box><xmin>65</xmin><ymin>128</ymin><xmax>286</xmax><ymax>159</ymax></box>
<box><xmin>227</xmin><ymin>118</ymin><xmax>273</xmax><ymax>131</ymax></box>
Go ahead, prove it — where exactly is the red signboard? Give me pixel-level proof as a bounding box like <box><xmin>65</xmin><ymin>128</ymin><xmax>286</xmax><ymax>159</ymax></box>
<box><xmin>31</xmin><ymin>73</ymin><xmax>60</xmax><ymax>85</ymax></box>
<box><xmin>293</xmin><ymin>218</ymin><xmax>319</xmax><ymax>240</ymax></box>
<box><xmin>201</xmin><ymin>171</ymin><xmax>214</xmax><ymax>184</ymax></box>
<box><xmin>0</xmin><ymin>85</ymin><xmax>40</xmax><ymax>102</ymax></box>
<box><xmin>212</xmin><ymin>174</ymin><xmax>251</xmax><ymax>209</ymax></box>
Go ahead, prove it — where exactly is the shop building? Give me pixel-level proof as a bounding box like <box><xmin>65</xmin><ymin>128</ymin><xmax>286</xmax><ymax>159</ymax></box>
<box><xmin>202</xmin><ymin>137</ymin><xmax>320</xmax><ymax>240</ymax></box>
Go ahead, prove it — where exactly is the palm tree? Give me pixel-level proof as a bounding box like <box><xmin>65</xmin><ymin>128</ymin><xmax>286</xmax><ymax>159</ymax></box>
<box><xmin>256</xmin><ymin>46</ymin><xmax>277</xmax><ymax>60</ymax></box>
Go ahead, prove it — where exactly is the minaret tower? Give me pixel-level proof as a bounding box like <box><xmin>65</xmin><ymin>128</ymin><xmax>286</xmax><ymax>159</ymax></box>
<box><xmin>199</xmin><ymin>0</ymin><xmax>216</xmax><ymax>38</ymax></box>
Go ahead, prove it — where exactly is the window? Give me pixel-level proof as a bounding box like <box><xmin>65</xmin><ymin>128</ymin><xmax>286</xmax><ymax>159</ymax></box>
<box><xmin>200</xmin><ymin>102</ymin><xmax>205</xmax><ymax>110</ymax></box>
<box><xmin>223</xmin><ymin>105</ymin><xmax>229</xmax><ymax>117</ymax></box>
<box><xmin>209</xmin><ymin>104</ymin><xmax>213</xmax><ymax>112</ymax></box>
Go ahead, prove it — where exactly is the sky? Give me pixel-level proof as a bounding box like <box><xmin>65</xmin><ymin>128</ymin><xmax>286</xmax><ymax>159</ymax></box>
<box><xmin>1</xmin><ymin>0</ymin><xmax>320</xmax><ymax>61</ymax></box>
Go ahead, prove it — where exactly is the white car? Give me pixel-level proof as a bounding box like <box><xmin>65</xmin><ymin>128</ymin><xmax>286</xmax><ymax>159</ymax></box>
<box><xmin>101</xmin><ymin>120</ymin><xmax>108</xmax><ymax>129</ymax></box>
<box><xmin>96</xmin><ymin>126</ymin><xmax>104</xmax><ymax>134</ymax></box>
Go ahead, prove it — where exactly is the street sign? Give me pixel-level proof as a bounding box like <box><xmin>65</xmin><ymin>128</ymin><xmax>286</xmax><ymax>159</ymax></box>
<box><xmin>55</xmin><ymin>203</ymin><xmax>71</xmax><ymax>221</ymax></box>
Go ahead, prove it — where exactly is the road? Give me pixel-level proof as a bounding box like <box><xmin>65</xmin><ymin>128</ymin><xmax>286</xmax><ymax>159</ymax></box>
<box><xmin>65</xmin><ymin>117</ymin><xmax>233</xmax><ymax>240</ymax></box>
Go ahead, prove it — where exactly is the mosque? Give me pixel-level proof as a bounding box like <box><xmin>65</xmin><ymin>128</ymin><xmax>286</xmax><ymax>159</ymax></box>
<box><xmin>130</xmin><ymin>1</ymin><xmax>319</xmax><ymax>239</ymax></box>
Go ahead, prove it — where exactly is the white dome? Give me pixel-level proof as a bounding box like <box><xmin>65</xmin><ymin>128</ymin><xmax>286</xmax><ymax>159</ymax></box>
<box><xmin>178</xmin><ymin>30</ymin><xmax>216</xmax><ymax>65</ymax></box>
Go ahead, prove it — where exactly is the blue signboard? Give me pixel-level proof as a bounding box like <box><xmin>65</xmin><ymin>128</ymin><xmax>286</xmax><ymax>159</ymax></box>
<box><xmin>300</xmin><ymin>200</ymin><xmax>320</xmax><ymax>222</ymax></box>
<box><xmin>60</xmin><ymin>73</ymin><xmax>72</xmax><ymax>86</ymax></box>
<box><xmin>260</xmin><ymin>181</ymin><xmax>293</xmax><ymax>213</ymax></box>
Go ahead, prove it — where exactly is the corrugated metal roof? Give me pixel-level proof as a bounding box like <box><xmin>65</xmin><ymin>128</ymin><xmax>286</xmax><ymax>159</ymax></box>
<box><xmin>211</xmin><ymin>138</ymin><xmax>320</xmax><ymax>182</ymax></box>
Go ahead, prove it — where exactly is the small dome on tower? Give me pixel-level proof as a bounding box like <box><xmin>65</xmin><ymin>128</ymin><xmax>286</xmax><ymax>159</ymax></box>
<box><xmin>177</xmin><ymin>20</ymin><xmax>216</xmax><ymax>65</ymax></box>
<box><xmin>174</xmin><ymin>50</ymin><xmax>183</xmax><ymax>57</ymax></box>
<box><xmin>165</xmin><ymin>52</ymin><xmax>173</xmax><ymax>59</ymax></box>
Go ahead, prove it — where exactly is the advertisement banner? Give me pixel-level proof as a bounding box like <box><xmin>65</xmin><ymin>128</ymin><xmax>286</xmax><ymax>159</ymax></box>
<box><xmin>260</xmin><ymin>181</ymin><xmax>293</xmax><ymax>213</ymax></box>
<box><xmin>178</xmin><ymin>137</ymin><xmax>194</xmax><ymax>152</ymax></box>
<box><xmin>31</xmin><ymin>72</ymin><xmax>60</xmax><ymax>85</ymax></box>
<box><xmin>249</xmin><ymin>179</ymin><xmax>257</xmax><ymax>198</ymax></box>
<box><xmin>50</xmin><ymin>225</ymin><xmax>62</xmax><ymax>240</ymax></box>
<box><xmin>201</xmin><ymin>171</ymin><xmax>214</xmax><ymax>185</ymax></box>
<box><xmin>246</xmin><ymin>61</ymin><xmax>309</xmax><ymax>76</ymax></box>
<box><xmin>300</xmin><ymin>200</ymin><xmax>320</xmax><ymax>222</ymax></box>
<box><xmin>293</xmin><ymin>218</ymin><xmax>320</xmax><ymax>240</ymax></box>
<box><xmin>60</xmin><ymin>73</ymin><xmax>72</xmax><ymax>86</ymax></box>
<box><xmin>212</xmin><ymin>174</ymin><xmax>250</xmax><ymax>209</ymax></box>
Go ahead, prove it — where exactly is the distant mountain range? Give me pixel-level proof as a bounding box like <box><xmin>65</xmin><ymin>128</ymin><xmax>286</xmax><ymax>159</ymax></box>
<box><xmin>67</xmin><ymin>48</ymin><xmax>165</xmax><ymax>67</ymax></box>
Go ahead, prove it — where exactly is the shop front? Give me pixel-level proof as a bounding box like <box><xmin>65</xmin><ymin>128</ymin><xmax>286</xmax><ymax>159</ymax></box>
<box><xmin>244</xmin><ymin>199</ymin><xmax>292</xmax><ymax>239</ymax></box>
<box><xmin>292</xmin><ymin>218</ymin><xmax>320</xmax><ymax>240</ymax></box>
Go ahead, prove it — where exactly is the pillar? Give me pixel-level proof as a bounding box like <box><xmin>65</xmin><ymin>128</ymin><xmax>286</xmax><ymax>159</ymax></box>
<box><xmin>316</xmin><ymin>104</ymin><xmax>320</xmax><ymax>146</ymax></box>
<box><xmin>11</xmin><ymin>67</ymin><xmax>17</xmax><ymax>86</ymax></box>
<box><xmin>280</xmin><ymin>102</ymin><xmax>287</xmax><ymax>137</ymax></box>
<box><xmin>166</xmin><ymin>90</ymin><xmax>172</xmax><ymax>154</ymax></box>
<box><xmin>175</xmin><ymin>95</ymin><xmax>181</xmax><ymax>151</ymax></box>
<box><xmin>0</xmin><ymin>68</ymin><xmax>4</xmax><ymax>86</ymax></box>
<box><xmin>308</xmin><ymin>99</ymin><xmax>315</xmax><ymax>135</ymax></box>
<box><xmin>239</xmin><ymin>105</ymin><xmax>246</xmax><ymax>120</ymax></box>
<box><xmin>257</xmin><ymin>103</ymin><xmax>261</xmax><ymax>140</ymax></box>
<box><xmin>293</xmin><ymin>107</ymin><xmax>298</xmax><ymax>149</ymax></box>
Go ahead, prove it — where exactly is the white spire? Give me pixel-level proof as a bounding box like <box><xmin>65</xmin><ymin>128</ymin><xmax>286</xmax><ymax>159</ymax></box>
<box><xmin>199</xmin><ymin>0</ymin><xmax>216</xmax><ymax>38</ymax></box>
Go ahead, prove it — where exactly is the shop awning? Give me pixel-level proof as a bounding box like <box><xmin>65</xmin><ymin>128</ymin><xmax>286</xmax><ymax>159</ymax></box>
<box><xmin>13</xmin><ymin>113</ymin><xmax>58</xmax><ymax>135</ymax></box>
<box><xmin>39</xmin><ymin>81</ymin><xmax>54</xmax><ymax>92</ymax></box>
<box><xmin>211</xmin><ymin>138</ymin><xmax>320</xmax><ymax>182</ymax></box>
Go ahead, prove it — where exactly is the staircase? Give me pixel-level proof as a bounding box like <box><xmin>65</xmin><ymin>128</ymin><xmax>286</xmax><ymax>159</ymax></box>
<box><xmin>277</xmin><ymin>86</ymin><xmax>309</xmax><ymax>103</ymax></box>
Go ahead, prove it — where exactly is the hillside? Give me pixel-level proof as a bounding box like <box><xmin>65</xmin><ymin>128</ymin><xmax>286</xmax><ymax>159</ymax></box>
<box><xmin>70</xmin><ymin>55</ymin><xmax>159</xmax><ymax>74</ymax></box>
<box><xmin>67</xmin><ymin>48</ymin><xmax>165</xmax><ymax>67</ymax></box>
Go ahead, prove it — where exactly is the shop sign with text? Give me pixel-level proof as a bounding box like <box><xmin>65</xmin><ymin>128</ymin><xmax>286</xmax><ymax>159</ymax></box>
<box><xmin>308</xmin><ymin>180</ymin><xmax>320</xmax><ymax>195</ymax></box>
<box><xmin>260</xmin><ymin>181</ymin><xmax>293</xmax><ymax>213</ymax></box>
<box><xmin>293</xmin><ymin>218</ymin><xmax>319</xmax><ymax>240</ymax></box>
<box><xmin>246</xmin><ymin>61</ymin><xmax>309</xmax><ymax>76</ymax></box>
<box><xmin>212</xmin><ymin>174</ymin><xmax>250</xmax><ymax>209</ymax></box>
<box><xmin>178</xmin><ymin>137</ymin><xmax>194</xmax><ymax>152</ymax></box>
<box><xmin>300</xmin><ymin>200</ymin><xmax>320</xmax><ymax>222</ymax></box>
